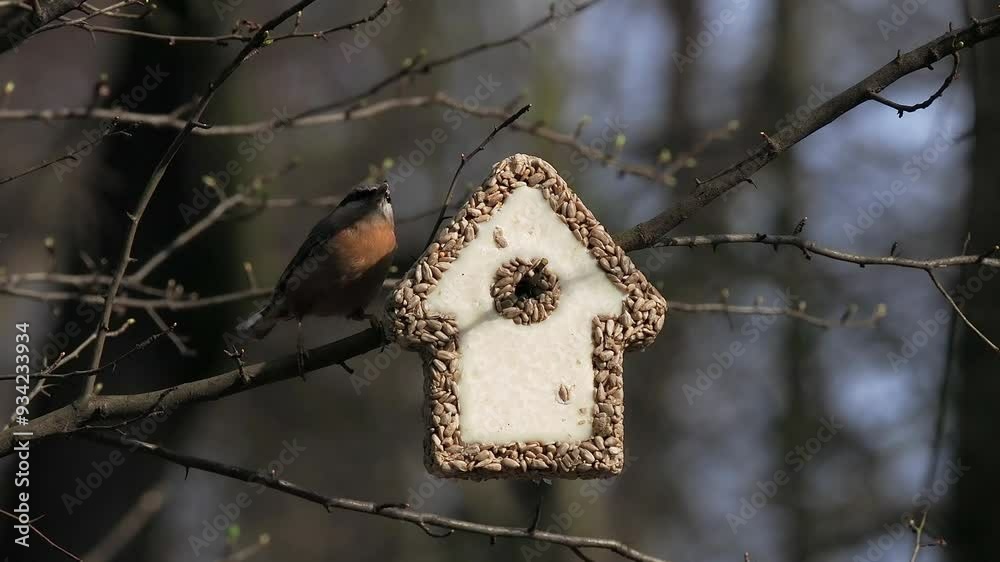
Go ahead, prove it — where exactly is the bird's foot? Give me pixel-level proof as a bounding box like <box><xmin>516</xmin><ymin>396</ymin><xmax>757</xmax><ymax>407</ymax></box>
<box><xmin>297</xmin><ymin>343</ymin><xmax>309</xmax><ymax>381</ymax></box>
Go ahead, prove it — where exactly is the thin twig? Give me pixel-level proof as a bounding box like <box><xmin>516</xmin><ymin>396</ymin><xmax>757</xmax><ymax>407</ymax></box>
<box><xmin>0</xmin><ymin>327</ymin><xmax>385</xmax><ymax>454</ymax></box>
<box><xmin>129</xmin><ymin>193</ymin><xmax>246</xmax><ymax>281</ymax></box>
<box><xmin>77</xmin><ymin>0</ymin><xmax>324</xmax><ymax>405</ymax></box>
<box><xmin>868</xmin><ymin>52</ymin><xmax>960</xmax><ymax>117</ymax></box>
<box><xmin>0</xmin><ymin>91</ymin><xmax>686</xmax><ymax>186</ymax></box>
<box><xmin>145</xmin><ymin>307</ymin><xmax>193</xmax><ymax>356</ymax></box>
<box><xmin>2</xmin><ymin>316</ymin><xmax>136</xmax><ymax>429</ymax></box>
<box><xmin>667</xmin><ymin>300</ymin><xmax>886</xmax><ymax>329</ymax></box>
<box><xmin>653</xmin><ymin>233</ymin><xmax>1000</xmax><ymax>270</ymax></box>
<box><xmin>80</xmin><ymin>431</ymin><xmax>669</xmax><ymax>562</ymax></box>
<box><xmin>0</xmin><ymin>322</ymin><xmax>171</xmax><ymax>380</ymax></box>
<box><xmin>0</xmin><ymin>507</ymin><xmax>81</xmax><ymax>560</ymax></box>
<box><xmin>613</xmin><ymin>16</ymin><xmax>1000</xmax><ymax>252</ymax></box>
<box><xmin>0</xmin><ymin>126</ymin><xmax>131</xmax><ymax>186</ymax></box>
<box><xmin>909</xmin><ymin>510</ymin><xmax>929</xmax><ymax>562</ymax></box>
<box><xmin>927</xmin><ymin>270</ymin><xmax>998</xmax><ymax>352</ymax></box>
<box><xmin>424</xmin><ymin>103</ymin><xmax>531</xmax><ymax>250</ymax></box>
<box><xmin>293</xmin><ymin>0</ymin><xmax>601</xmax><ymax>121</ymax></box>
<box><xmin>31</xmin><ymin>0</ymin><xmax>392</xmax><ymax>45</ymax></box>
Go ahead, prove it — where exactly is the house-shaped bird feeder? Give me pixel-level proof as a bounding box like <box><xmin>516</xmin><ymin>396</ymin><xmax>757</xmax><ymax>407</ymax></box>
<box><xmin>386</xmin><ymin>154</ymin><xmax>667</xmax><ymax>480</ymax></box>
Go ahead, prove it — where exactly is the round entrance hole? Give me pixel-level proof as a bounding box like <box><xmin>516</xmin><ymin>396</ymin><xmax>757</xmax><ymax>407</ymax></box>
<box><xmin>491</xmin><ymin>257</ymin><xmax>560</xmax><ymax>325</ymax></box>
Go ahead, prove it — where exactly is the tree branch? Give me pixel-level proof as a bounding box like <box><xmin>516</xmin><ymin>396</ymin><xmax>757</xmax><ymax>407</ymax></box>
<box><xmin>0</xmin><ymin>327</ymin><xmax>384</xmax><ymax>455</ymax></box>
<box><xmin>0</xmin><ymin>125</ymin><xmax>130</xmax><ymax>186</ymax></box>
<box><xmin>0</xmin><ymin>91</ymin><xmax>700</xmax><ymax>188</ymax></box>
<box><xmin>611</xmin><ymin>15</ymin><xmax>1000</xmax><ymax>252</ymax></box>
<box><xmin>0</xmin><ymin>0</ymin><xmax>79</xmax><ymax>55</ymax></box>
<box><xmin>867</xmin><ymin>52</ymin><xmax>960</xmax><ymax>117</ymax></box>
<box><xmin>668</xmin><ymin>300</ymin><xmax>886</xmax><ymax>329</ymax></box>
<box><xmin>77</xmin><ymin>0</ymin><xmax>324</xmax><ymax>405</ymax></box>
<box><xmin>927</xmin><ymin>270</ymin><xmax>998</xmax><ymax>353</ymax></box>
<box><xmin>654</xmin><ymin>233</ymin><xmax>1000</xmax><ymax>270</ymax></box>
<box><xmin>28</xmin><ymin>0</ymin><xmax>392</xmax><ymax>46</ymax></box>
<box><xmin>0</xmin><ymin>507</ymin><xmax>80</xmax><ymax>560</ymax></box>
<box><xmin>291</xmin><ymin>0</ymin><xmax>602</xmax><ymax>121</ymax></box>
<box><xmin>79</xmin><ymin>431</ymin><xmax>670</xmax><ymax>562</ymax></box>
<box><xmin>0</xmin><ymin>286</ymin><xmax>886</xmax><ymax>456</ymax></box>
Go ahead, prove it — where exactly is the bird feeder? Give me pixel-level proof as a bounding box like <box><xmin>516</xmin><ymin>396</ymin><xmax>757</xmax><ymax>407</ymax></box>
<box><xmin>386</xmin><ymin>154</ymin><xmax>666</xmax><ymax>479</ymax></box>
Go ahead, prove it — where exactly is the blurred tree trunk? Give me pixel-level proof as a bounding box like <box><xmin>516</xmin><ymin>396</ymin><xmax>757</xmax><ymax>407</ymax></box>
<box><xmin>765</xmin><ymin>1</ymin><xmax>815</xmax><ymax>560</ymax></box>
<box><xmin>954</xmin><ymin>7</ymin><xmax>1000</xmax><ymax>559</ymax></box>
<box><xmin>0</xmin><ymin>3</ymin><xmax>240</xmax><ymax>559</ymax></box>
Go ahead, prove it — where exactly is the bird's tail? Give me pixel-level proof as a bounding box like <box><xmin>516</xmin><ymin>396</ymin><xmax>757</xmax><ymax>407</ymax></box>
<box><xmin>236</xmin><ymin>304</ymin><xmax>281</xmax><ymax>339</ymax></box>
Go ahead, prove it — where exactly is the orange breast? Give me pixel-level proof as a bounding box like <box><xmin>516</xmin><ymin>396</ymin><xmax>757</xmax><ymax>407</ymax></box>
<box><xmin>328</xmin><ymin>217</ymin><xmax>396</xmax><ymax>278</ymax></box>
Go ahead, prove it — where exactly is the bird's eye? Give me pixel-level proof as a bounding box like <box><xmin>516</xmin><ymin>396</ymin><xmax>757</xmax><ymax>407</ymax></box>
<box><xmin>385</xmin><ymin>192</ymin><xmax>392</xmax><ymax>203</ymax></box>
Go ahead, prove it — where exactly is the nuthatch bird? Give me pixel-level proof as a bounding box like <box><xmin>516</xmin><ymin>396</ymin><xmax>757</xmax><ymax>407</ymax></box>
<box><xmin>237</xmin><ymin>182</ymin><xmax>395</xmax><ymax>375</ymax></box>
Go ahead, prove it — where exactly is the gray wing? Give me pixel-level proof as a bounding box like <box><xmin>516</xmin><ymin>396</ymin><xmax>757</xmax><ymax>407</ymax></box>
<box><xmin>270</xmin><ymin>199</ymin><xmax>367</xmax><ymax>301</ymax></box>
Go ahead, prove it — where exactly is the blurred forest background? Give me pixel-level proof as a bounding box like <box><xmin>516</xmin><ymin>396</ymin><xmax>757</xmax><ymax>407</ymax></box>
<box><xmin>0</xmin><ymin>0</ymin><xmax>998</xmax><ymax>561</ymax></box>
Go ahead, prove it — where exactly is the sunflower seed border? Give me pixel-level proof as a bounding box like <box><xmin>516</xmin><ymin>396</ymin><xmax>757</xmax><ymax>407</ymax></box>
<box><xmin>385</xmin><ymin>153</ymin><xmax>667</xmax><ymax>480</ymax></box>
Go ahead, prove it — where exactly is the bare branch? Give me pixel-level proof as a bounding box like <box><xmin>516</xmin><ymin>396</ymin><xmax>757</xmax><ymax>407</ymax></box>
<box><xmin>0</xmin><ymin>322</ymin><xmax>171</xmax><ymax>380</ymax></box>
<box><xmin>129</xmin><ymin>193</ymin><xmax>248</xmax><ymax>282</ymax></box>
<box><xmin>927</xmin><ymin>270</ymin><xmax>999</xmax><ymax>353</ymax></box>
<box><xmin>668</xmin><ymin>300</ymin><xmax>886</xmax><ymax>329</ymax></box>
<box><xmin>0</xmin><ymin>327</ymin><xmax>386</xmax><ymax>455</ymax></box>
<box><xmin>867</xmin><ymin>52</ymin><xmax>960</xmax><ymax>118</ymax></box>
<box><xmin>77</xmin><ymin>0</ymin><xmax>325</xmax><ymax>405</ymax></box>
<box><xmin>293</xmin><ymin>0</ymin><xmax>602</xmax><ymax>121</ymax></box>
<box><xmin>80</xmin><ymin>431</ymin><xmax>670</xmax><ymax>562</ymax></box>
<box><xmin>612</xmin><ymin>15</ymin><xmax>1000</xmax><ymax>252</ymax></box>
<box><xmin>0</xmin><ymin>0</ymin><xmax>79</xmax><ymax>55</ymax></box>
<box><xmin>30</xmin><ymin>0</ymin><xmax>393</xmax><ymax>46</ymax></box>
<box><xmin>0</xmin><ymin>283</ymin><xmax>885</xmax><ymax>454</ymax></box>
<box><xmin>0</xmin><ymin>125</ymin><xmax>131</xmax><ymax>186</ymax></box>
<box><xmin>654</xmin><ymin>233</ymin><xmax>1000</xmax><ymax>270</ymax></box>
<box><xmin>425</xmin><ymin>103</ymin><xmax>532</xmax><ymax>249</ymax></box>
<box><xmin>2</xmin><ymin>316</ymin><xmax>136</xmax><ymax>430</ymax></box>
<box><xmin>0</xmin><ymin>91</ymin><xmax>700</xmax><ymax>188</ymax></box>
<box><xmin>0</xmin><ymin>506</ymin><xmax>80</xmax><ymax>560</ymax></box>
<box><xmin>658</xmin><ymin>233</ymin><xmax>1000</xmax><ymax>349</ymax></box>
